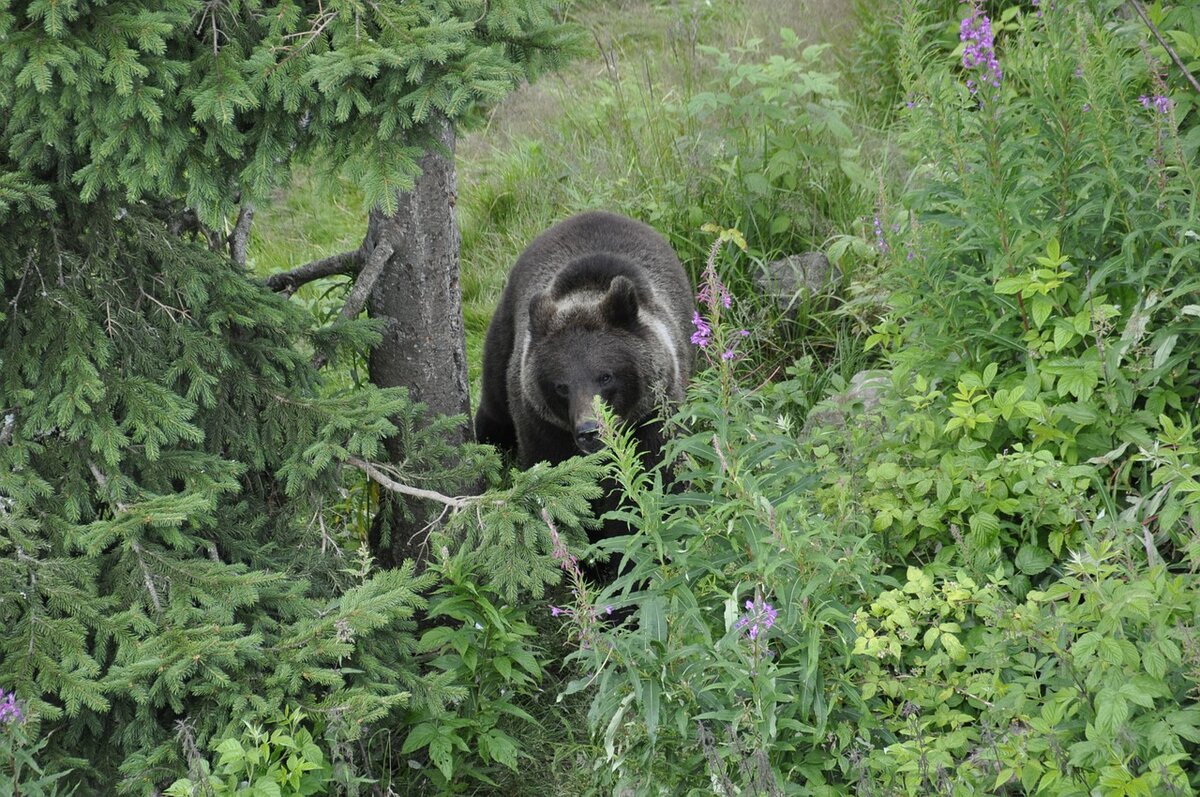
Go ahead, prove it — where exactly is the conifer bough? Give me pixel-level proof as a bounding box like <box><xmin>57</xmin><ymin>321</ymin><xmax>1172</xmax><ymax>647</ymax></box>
<box><xmin>0</xmin><ymin>0</ymin><xmax>579</xmax><ymax>791</ymax></box>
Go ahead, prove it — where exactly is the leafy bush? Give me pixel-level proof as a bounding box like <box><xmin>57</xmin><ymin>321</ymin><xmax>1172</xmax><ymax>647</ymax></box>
<box><xmin>850</xmin><ymin>551</ymin><xmax>1200</xmax><ymax>795</ymax></box>
<box><xmin>166</xmin><ymin>708</ymin><xmax>337</xmax><ymax>797</ymax></box>
<box><xmin>539</xmin><ymin>4</ymin><xmax>1200</xmax><ymax>793</ymax></box>
<box><xmin>391</xmin><ymin>554</ymin><xmax>544</xmax><ymax>792</ymax></box>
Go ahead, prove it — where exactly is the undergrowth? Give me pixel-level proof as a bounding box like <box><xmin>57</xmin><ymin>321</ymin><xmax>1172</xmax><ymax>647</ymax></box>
<box><xmin>29</xmin><ymin>0</ymin><xmax>1196</xmax><ymax>795</ymax></box>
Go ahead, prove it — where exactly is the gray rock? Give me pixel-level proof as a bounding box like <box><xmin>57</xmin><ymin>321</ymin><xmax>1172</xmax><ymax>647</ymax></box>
<box><xmin>805</xmin><ymin>369</ymin><xmax>889</xmax><ymax>431</ymax></box>
<box><xmin>754</xmin><ymin>252</ymin><xmax>841</xmax><ymax>315</ymax></box>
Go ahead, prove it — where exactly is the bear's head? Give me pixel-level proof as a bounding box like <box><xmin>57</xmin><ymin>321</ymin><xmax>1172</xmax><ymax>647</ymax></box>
<box><xmin>525</xmin><ymin>275</ymin><xmax>663</xmax><ymax>454</ymax></box>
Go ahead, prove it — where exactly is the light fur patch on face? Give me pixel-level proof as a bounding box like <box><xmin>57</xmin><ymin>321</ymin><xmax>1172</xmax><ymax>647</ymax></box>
<box><xmin>642</xmin><ymin>313</ymin><xmax>683</xmax><ymax>387</ymax></box>
<box><xmin>564</xmin><ymin>281</ymin><xmax>683</xmax><ymax>390</ymax></box>
<box><xmin>550</xmin><ymin>290</ymin><xmax>605</xmax><ymax>317</ymax></box>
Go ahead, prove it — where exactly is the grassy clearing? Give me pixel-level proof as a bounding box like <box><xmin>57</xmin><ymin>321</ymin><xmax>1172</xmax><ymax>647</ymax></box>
<box><xmin>251</xmin><ymin>0</ymin><xmax>868</xmax><ymax>406</ymax></box>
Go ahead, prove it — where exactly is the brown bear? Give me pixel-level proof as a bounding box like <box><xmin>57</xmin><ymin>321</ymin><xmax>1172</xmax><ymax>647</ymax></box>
<box><xmin>475</xmin><ymin>210</ymin><xmax>695</xmax><ymax>545</ymax></box>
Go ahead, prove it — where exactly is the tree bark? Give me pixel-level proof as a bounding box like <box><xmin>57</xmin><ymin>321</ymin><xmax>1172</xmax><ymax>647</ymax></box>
<box><xmin>366</xmin><ymin>114</ymin><xmax>473</xmax><ymax>568</ymax></box>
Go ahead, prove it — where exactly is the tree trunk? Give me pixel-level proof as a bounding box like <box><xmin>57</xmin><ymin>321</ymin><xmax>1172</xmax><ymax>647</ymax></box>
<box><xmin>366</xmin><ymin>114</ymin><xmax>472</xmax><ymax>568</ymax></box>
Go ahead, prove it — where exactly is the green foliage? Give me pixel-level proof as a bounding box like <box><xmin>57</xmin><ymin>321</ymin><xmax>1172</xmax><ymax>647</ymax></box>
<box><xmin>389</xmin><ymin>554</ymin><xmax>543</xmax><ymax>792</ymax></box>
<box><xmin>166</xmin><ymin>708</ymin><xmax>338</xmax><ymax>797</ymax></box>
<box><xmin>685</xmin><ymin>34</ymin><xmax>869</xmax><ymax>251</ymax></box>
<box><xmin>544</xmin><ymin>0</ymin><xmax>1200</xmax><ymax>771</ymax></box>
<box><xmin>850</xmin><ymin>550</ymin><xmax>1200</xmax><ymax>795</ymax></box>
<box><xmin>1</xmin><ymin>708</ymin><xmax>78</xmax><ymax>797</ymax></box>
<box><xmin>0</xmin><ymin>0</ymin><xmax>584</xmax><ymax>792</ymax></box>
<box><xmin>549</xmin><ymin>327</ymin><xmax>878</xmax><ymax>795</ymax></box>
<box><xmin>438</xmin><ymin>455</ymin><xmax>606</xmax><ymax>602</ymax></box>
<box><xmin>0</xmin><ymin>205</ymin><xmax>453</xmax><ymax>792</ymax></box>
<box><xmin>1129</xmin><ymin>2</ymin><xmax>1200</xmax><ymax>157</ymax></box>
<box><xmin>0</xmin><ymin>0</ymin><xmax>582</xmax><ymax>225</ymax></box>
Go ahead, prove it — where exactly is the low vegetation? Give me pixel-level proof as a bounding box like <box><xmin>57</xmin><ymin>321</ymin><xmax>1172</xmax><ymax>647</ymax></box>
<box><xmin>4</xmin><ymin>0</ymin><xmax>1200</xmax><ymax>795</ymax></box>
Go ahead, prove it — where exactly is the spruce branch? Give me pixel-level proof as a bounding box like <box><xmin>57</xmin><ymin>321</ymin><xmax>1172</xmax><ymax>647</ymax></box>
<box><xmin>265</xmin><ymin>248</ymin><xmax>365</xmax><ymax>294</ymax></box>
<box><xmin>1128</xmin><ymin>0</ymin><xmax>1200</xmax><ymax>96</ymax></box>
<box><xmin>89</xmin><ymin>461</ymin><xmax>164</xmax><ymax>614</ymax></box>
<box><xmin>228</xmin><ymin>202</ymin><xmax>255</xmax><ymax>268</ymax></box>
<box><xmin>311</xmin><ymin>241</ymin><xmax>393</xmax><ymax>369</ymax></box>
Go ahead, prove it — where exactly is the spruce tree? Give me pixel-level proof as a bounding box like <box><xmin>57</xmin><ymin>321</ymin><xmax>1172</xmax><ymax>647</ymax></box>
<box><xmin>0</xmin><ymin>1</ymin><xmax>578</xmax><ymax>792</ymax></box>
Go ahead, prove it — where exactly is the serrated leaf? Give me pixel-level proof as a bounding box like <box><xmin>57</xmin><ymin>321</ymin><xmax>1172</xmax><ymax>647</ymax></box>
<box><xmin>1095</xmin><ymin>690</ymin><xmax>1129</xmax><ymax>736</ymax></box>
<box><xmin>1015</xmin><ymin>544</ymin><xmax>1054</xmax><ymax>575</ymax></box>
<box><xmin>1031</xmin><ymin>294</ymin><xmax>1054</xmax><ymax>328</ymax></box>
<box><xmin>429</xmin><ymin>736</ymin><xmax>454</xmax><ymax>781</ymax></box>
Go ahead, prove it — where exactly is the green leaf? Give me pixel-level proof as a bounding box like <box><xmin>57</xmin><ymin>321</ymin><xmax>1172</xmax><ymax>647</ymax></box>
<box><xmin>429</xmin><ymin>736</ymin><xmax>454</xmax><ymax>781</ymax></box>
<box><xmin>1031</xmin><ymin>294</ymin><xmax>1054</xmax><ymax>328</ymax></box>
<box><xmin>252</xmin><ymin>778</ymin><xmax>282</xmax><ymax>797</ymax></box>
<box><xmin>1143</xmin><ymin>644</ymin><xmax>1168</xmax><ymax>680</ymax></box>
<box><xmin>995</xmin><ymin>276</ymin><xmax>1026</xmax><ymax>295</ymax></box>
<box><xmin>641</xmin><ymin>596</ymin><xmax>667</xmax><ymax>644</ymax></box>
<box><xmin>482</xmin><ymin>730</ymin><xmax>519</xmax><ymax>771</ymax></box>
<box><xmin>401</xmin><ymin>723</ymin><xmax>438</xmax><ymax>754</ymax></box>
<box><xmin>643</xmin><ymin>679</ymin><xmax>662</xmax><ymax>743</ymax></box>
<box><xmin>1015</xmin><ymin>544</ymin><xmax>1054</xmax><ymax>575</ymax></box>
<box><xmin>1095</xmin><ymin>689</ymin><xmax>1129</xmax><ymax>736</ymax></box>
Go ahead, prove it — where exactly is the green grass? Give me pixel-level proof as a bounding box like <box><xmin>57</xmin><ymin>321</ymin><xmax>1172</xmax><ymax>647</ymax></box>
<box><xmin>250</xmin><ymin>0</ymin><xmax>870</xmax><ymax>408</ymax></box>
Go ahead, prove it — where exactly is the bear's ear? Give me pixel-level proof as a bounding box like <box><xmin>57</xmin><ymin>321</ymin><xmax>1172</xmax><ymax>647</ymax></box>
<box><xmin>528</xmin><ymin>291</ymin><xmax>557</xmax><ymax>339</ymax></box>
<box><xmin>601</xmin><ymin>276</ymin><xmax>639</xmax><ymax>327</ymax></box>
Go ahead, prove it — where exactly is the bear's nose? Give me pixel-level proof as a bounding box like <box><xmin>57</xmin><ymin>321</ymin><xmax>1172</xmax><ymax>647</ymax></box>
<box><xmin>575</xmin><ymin>420</ymin><xmax>602</xmax><ymax>452</ymax></box>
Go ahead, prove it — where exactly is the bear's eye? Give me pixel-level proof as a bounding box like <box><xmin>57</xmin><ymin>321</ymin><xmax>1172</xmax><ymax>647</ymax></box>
<box><xmin>597</xmin><ymin>373</ymin><xmax>613</xmax><ymax>387</ymax></box>
<box><xmin>554</xmin><ymin>383</ymin><xmax>569</xmax><ymax>397</ymax></box>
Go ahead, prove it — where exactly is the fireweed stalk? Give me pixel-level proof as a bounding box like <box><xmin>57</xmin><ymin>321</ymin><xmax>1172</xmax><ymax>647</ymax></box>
<box><xmin>960</xmin><ymin>2</ymin><xmax>1002</xmax><ymax>95</ymax></box>
<box><xmin>543</xmin><ymin>509</ymin><xmax>613</xmax><ymax>652</ymax></box>
<box><xmin>693</xmin><ymin>225</ymin><xmax>750</xmax><ymax>368</ymax></box>
<box><xmin>734</xmin><ymin>593</ymin><xmax>778</xmax><ymax>675</ymax></box>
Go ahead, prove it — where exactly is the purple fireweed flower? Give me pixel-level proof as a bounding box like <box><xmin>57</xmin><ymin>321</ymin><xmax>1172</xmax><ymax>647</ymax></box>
<box><xmin>960</xmin><ymin>4</ymin><xmax>1002</xmax><ymax>93</ymax></box>
<box><xmin>542</xmin><ymin>510</ymin><xmax>617</xmax><ymax>651</ymax></box>
<box><xmin>0</xmin><ymin>690</ymin><xmax>24</xmax><ymax>724</ymax></box>
<box><xmin>719</xmin><ymin>330</ymin><xmax>751</xmax><ymax>361</ymax></box>
<box><xmin>695</xmin><ymin>262</ymin><xmax>732</xmax><ymax>312</ymax></box>
<box><xmin>1139</xmin><ymin>94</ymin><xmax>1172</xmax><ymax>114</ymax></box>
<box><xmin>690</xmin><ymin>311</ymin><xmax>712</xmax><ymax>347</ymax></box>
<box><xmin>734</xmin><ymin>596</ymin><xmax>779</xmax><ymax>642</ymax></box>
<box><xmin>873</xmin><ymin>213</ymin><xmax>889</xmax><ymax>254</ymax></box>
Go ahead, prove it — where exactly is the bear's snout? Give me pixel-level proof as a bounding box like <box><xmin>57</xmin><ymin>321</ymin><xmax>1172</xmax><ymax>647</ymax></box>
<box><xmin>574</xmin><ymin>419</ymin><xmax>603</xmax><ymax>453</ymax></box>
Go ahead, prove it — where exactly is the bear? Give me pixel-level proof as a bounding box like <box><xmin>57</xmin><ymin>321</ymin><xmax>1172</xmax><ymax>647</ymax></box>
<box><xmin>474</xmin><ymin>210</ymin><xmax>695</xmax><ymax>561</ymax></box>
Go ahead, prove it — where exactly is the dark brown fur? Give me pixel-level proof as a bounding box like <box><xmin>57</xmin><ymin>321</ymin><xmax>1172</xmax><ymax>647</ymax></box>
<box><xmin>475</xmin><ymin>211</ymin><xmax>695</xmax><ymax>565</ymax></box>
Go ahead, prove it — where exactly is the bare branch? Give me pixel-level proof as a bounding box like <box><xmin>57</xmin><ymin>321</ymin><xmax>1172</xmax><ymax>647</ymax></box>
<box><xmin>228</xmin><ymin>202</ymin><xmax>255</xmax><ymax>268</ymax></box>
<box><xmin>311</xmin><ymin>241</ymin><xmax>393</xmax><ymax>369</ymax></box>
<box><xmin>1</xmin><ymin>412</ymin><xmax>14</xmax><ymax>446</ymax></box>
<box><xmin>1128</xmin><ymin>0</ymin><xmax>1200</xmax><ymax>96</ymax></box>
<box><xmin>345</xmin><ymin>456</ymin><xmax>471</xmax><ymax>509</ymax></box>
<box><xmin>131</xmin><ymin>539</ymin><xmax>164</xmax><ymax>614</ymax></box>
<box><xmin>264</xmin><ymin>248</ymin><xmax>364</xmax><ymax>295</ymax></box>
